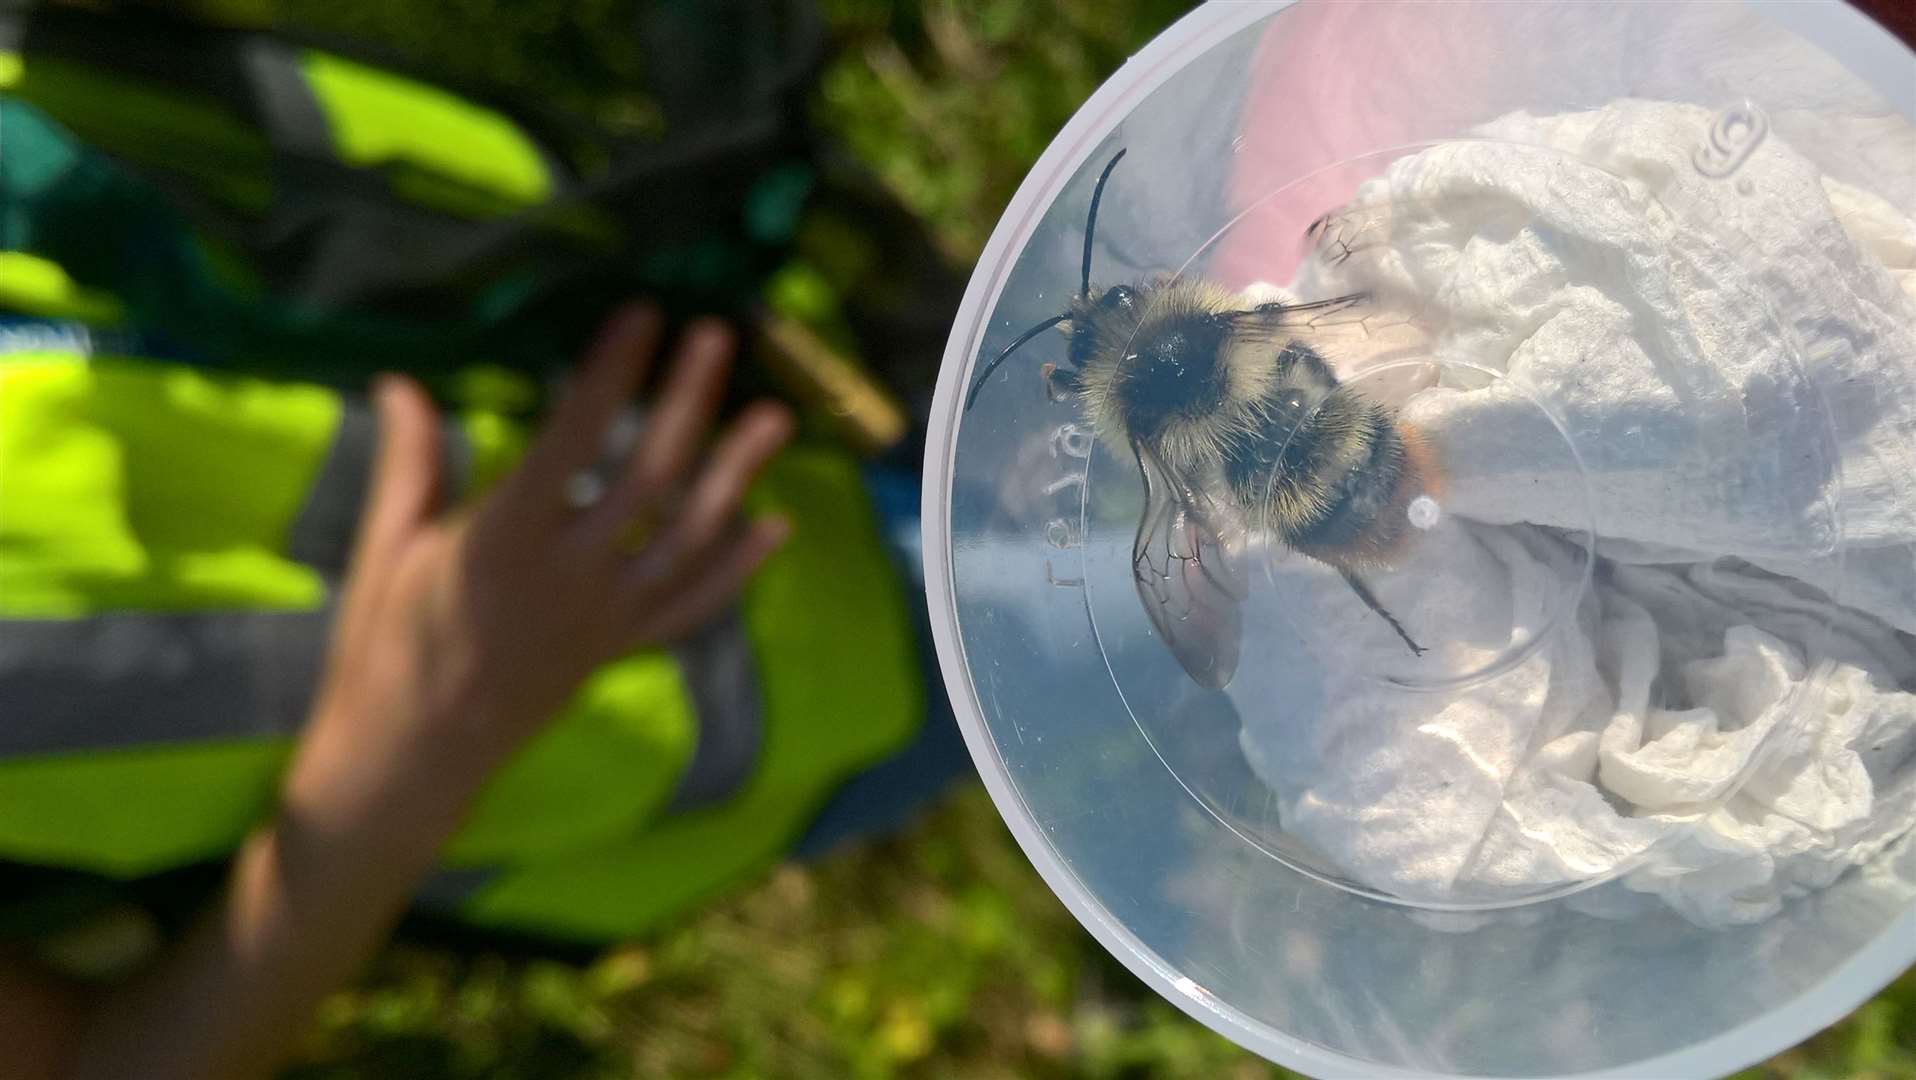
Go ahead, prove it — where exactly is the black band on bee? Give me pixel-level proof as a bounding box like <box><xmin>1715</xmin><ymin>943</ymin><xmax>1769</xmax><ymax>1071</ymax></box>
<box><xmin>1288</xmin><ymin>407</ymin><xmax>1410</xmax><ymax>552</ymax></box>
<box><xmin>1220</xmin><ymin>340</ymin><xmax>1418</xmax><ymax>566</ymax></box>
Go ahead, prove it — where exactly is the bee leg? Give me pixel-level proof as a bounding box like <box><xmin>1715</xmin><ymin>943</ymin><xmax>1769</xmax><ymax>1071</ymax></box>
<box><xmin>1040</xmin><ymin>362</ymin><xmax>1081</xmax><ymax>403</ymax></box>
<box><xmin>1338</xmin><ymin>569</ymin><xmax>1427</xmax><ymax>657</ymax></box>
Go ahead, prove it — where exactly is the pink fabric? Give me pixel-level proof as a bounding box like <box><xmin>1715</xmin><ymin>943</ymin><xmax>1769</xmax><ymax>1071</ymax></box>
<box><xmin>1209</xmin><ymin>1</ymin><xmax>1532</xmax><ymax>288</ymax></box>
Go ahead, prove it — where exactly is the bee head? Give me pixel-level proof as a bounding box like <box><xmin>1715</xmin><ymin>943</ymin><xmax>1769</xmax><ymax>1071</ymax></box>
<box><xmin>1098</xmin><ymin>284</ymin><xmax>1141</xmax><ymax>313</ymax></box>
<box><xmin>1066</xmin><ymin>283</ymin><xmax>1141</xmax><ymax>367</ymax></box>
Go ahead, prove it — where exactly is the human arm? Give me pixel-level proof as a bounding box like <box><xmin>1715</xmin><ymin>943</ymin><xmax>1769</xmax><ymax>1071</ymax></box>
<box><xmin>0</xmin><ymin>306</ymin><xmax>791</xmax><ymax>1079</ymax></box>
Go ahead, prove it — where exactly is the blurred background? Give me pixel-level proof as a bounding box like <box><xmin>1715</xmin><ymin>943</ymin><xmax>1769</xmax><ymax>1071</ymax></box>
<box><xmin>24</xmin><ymin>0</ymin><xmax>1904</xmax><ymax>1076</ymax></box>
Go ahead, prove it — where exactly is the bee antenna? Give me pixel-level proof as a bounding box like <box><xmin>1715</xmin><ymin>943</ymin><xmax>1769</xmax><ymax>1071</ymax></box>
<box><xmin>1082</xmin><ymin>148</ymin><xmax>1127</xmax><ymax>298</ymax></box>
<box><xmin>964</xmin><ymin>148</ymin><xmax>1125</xmax><ymax>413</ymax></box>
<box><xmin>964</xmin><ymin>313</ymin><xmax>1070</xmax><ymax>411</ymax></box>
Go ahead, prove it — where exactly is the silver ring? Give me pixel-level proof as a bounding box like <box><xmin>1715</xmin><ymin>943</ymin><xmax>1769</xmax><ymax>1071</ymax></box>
<box><xmin>563</xmin><ymin>469</ymin><xmax>607</xmax><ymax>511</ymax></box>
<box><xmin>564</xmin><ymin>406</ymin><xmax>645</xmax><ymax>513</ymax></box>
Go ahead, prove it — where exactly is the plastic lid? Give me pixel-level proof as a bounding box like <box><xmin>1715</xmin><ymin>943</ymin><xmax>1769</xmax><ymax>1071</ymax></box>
<box><xmin>928</xmin><ymin>2</ymin><xmax>1916</xmax><ymax>1076</ymax></box>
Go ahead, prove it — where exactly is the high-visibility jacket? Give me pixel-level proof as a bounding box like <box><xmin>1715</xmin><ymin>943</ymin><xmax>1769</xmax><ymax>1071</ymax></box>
<box><xmin>0</xmin><ymin>2</ymin><xmax>921</xmax><ymax>946</ymax></box>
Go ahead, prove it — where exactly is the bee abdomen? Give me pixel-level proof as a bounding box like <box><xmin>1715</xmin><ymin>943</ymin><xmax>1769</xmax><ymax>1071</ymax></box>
<box><xmin>1225</xmin><ymin>389</ymin><xmax>1425</xmax><ymax>567</ymax></box>
<box><xmin>1288</xmin><ymin>403</ymin><xmax>1410</xmax><ymax>556</ymax></box>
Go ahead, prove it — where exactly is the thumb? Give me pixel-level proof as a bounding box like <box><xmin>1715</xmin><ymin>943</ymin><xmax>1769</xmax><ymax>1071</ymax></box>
<box><xmin>346</xmin><ymin>375</ymin><xmax>444</xmax><ymax>582</ymax></box>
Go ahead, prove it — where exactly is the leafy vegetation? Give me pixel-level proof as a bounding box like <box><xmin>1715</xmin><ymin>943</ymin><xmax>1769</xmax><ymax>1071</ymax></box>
<box><xmin>813</xmin><ymin>0</ymin><xmax>1192</xmax><ymax>260</ymax></box>
<box><xmin>288</xmin><ymin>788</ymin><xmax>1292</xmax><ymax>1079</ymax></box>
<box><xmin>286</xmin><ymin>782</ymin><xmax>1916</xmax><ymax>1078</ymax></box>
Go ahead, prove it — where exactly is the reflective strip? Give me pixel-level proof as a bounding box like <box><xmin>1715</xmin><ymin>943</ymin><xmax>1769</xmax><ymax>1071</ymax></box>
<box><xmin>237</xmin><ymin>38</ymin><xmax>333</xmax><ymax>161</ymax></box>
<box><xmin>0</xmin><ymin>386</ymin><xmax>470</xmax><ymax>756</ymax></box>
<box><xmin>665</xmin><ymin>608</ymin><xmax>764</xmax><ymax>812</ymax></box>
<box><xmin>283</xmin><ymin>401</ymin><xmax>376</xmax><ymax>574</ymax></box>
<box><xmin>0</xmin><ymin>387</ymin><xmax>754</xmax><ymax>822</ymax></box>
<box><xmin>283</xmin><ymin>399</ymin><xmax>473</xmax><ymax>576</ymax></box>
<box><xmin>0</xmin><ymin>609</ymin><xmax>329</xmax><ymax>757</ymax></box>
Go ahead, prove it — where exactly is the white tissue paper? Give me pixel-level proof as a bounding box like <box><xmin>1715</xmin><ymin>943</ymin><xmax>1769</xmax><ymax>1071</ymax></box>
<box><xmin>1238</xmin><ymin>100</ymin><xmax>1916</xmax><ymax>927</ymax></box>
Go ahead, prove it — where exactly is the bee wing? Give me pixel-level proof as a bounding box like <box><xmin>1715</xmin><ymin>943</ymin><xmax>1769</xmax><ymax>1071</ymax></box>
<box><xmin>1305</xmin><ymin>188</ymin><xmax>1505</xmax><ymax>271</ymax></box>
<box><xmin>1305</xmin><ymin>200</ymin><xmax>1396</xmax><ymax>270</ymax></box>
<box><xmin>1131</xmin><ymin>437</ymin><xmax>1247</xmax><ymax>690</ymax></box>
<box><xmin>1224</xmin><ymin>288</ymin><xmax>1433</xmax><ymax>374</ymax></box>
<box><xmin>1223</xmin><ymin>291</ymin><xmax>1380</xmax><ymax>354</ymax></box>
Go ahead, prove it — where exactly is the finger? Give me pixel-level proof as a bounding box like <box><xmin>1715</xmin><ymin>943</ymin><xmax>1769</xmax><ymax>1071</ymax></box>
<box><xmin>592</xmin><ymin>401</ymin><xmax>791</xmax><ymax>560</ymax></box>
<box><xmin>667</xmin><ymin>402</ymin><xmax>793</xmax><ymax>554</ymax></box>
<box><xmin>627</xmin><ymin>319</ymin><xmax>735</xmax><ymax>495</ymax></box>
<box><xmin>335</xmin><ymin>375</ymin><xmax>441</xmax><ymax>639</ymax></box>
<box><xmin>350</xmin><ymin>375</ymin><xmax>442</xmax><ymax>570</ymax></box>
<box><xmin>571</xmin><ymin>322</ymin><xmax>741</xmax><ymax>549</ymax></box>
<box><xmin>513</xmin><ymin>303</ymin><xmax>663</xmax><ymax>495</ymax></box>
<box><xmin>625</xmin><ymin>516</ymin><xmax>790</xmax><ymax>645</ymax></box>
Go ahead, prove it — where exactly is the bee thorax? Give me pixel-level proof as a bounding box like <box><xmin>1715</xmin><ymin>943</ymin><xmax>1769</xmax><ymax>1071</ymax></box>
<box><xmin>1109</xmin><ymin>322</ymin><xmax>1231</xmax><ymax>438</ymax></box>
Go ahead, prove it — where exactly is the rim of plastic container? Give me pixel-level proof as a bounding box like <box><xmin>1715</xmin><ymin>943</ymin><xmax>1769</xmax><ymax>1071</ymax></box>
<box><xmin>920</xmin><ymin>1</ymin><xmax>1916</xmax><ymax>1076</ymax></box>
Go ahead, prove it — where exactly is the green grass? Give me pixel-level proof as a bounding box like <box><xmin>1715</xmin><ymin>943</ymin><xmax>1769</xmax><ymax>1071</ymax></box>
<box><xmin>288</xmin><ymin>787</ymin><xmax>1286</xmax><ymax>1079</ymax></box>
<box><xmin>287</xmin><ymin>783</ymin><xmax>1916</xmax><ymax>1079</ymax></box>
<box><xmin>813</xmin><ymin>0</ymin><xmax>1194</xmax><ymax>261</ymax></box>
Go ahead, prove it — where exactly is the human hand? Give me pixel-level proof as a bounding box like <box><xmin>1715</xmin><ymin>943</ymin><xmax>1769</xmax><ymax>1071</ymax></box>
<box><xmin>292</xmin><ymin>305</ymin><xmax>793</xmax><ymax>833</ymax></box>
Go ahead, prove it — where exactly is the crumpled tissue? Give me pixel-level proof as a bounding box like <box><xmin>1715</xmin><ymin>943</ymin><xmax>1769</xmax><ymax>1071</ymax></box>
<box><xmin>1238</xmin><ymin>99</ymin><xmax>1916</xmax><ymax>927</ymax></box>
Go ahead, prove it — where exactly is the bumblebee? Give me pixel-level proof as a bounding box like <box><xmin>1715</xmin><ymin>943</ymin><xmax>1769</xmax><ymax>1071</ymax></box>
<box><xmin>965</xmin><ymin>149</ymin><xmax>1437</xmax><ymax>689</ymax></box>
